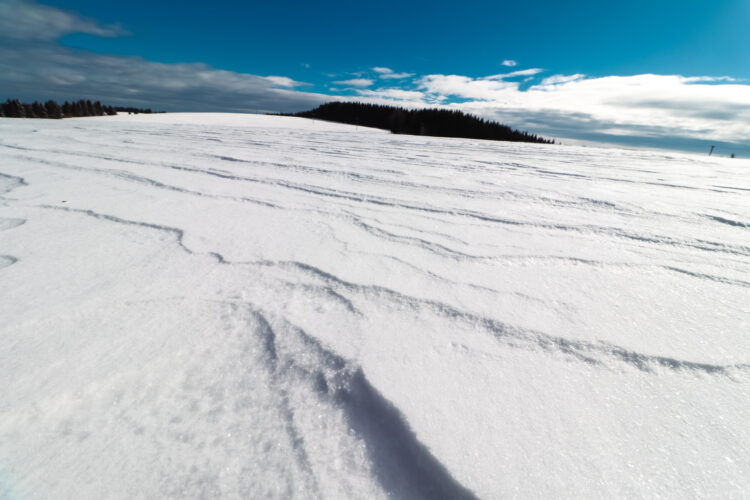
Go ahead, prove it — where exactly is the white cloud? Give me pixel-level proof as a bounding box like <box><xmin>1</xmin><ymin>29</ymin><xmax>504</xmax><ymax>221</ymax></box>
<box><xmin>501</xmin><ymin>60</ymin><xmax>517</xmax><ymax>67</ymax></box>
<box><xmin>332</xmin><ymin>78</ymin><xmax>374</xmax><ymax>87</ymax></box>
<box><xmin>682</xmin><ymin>75</ymin><xmax>737</xmax><ymax>83</ymax></box>
<box><xmin>418</xmin><ymin>74</ymin><xmax>516</xmax><ymax>100</ymax></box>
<box><xmin>538</xmin><ymin>74</ymin><xmax>585</xmax><ymax>86</ymax></box>
<box><xmin>0</xmin><ymin>45</ymin><xmax>328</xmax><ymax>113</ymax></box>
<box><xmin>263</xmin><ymin>76</ymin><xmax>307</xmax><ymax>88</ymax></box>
<box><xmin>355</xmin><ymin>88</ymin><xmax>425</xmax><ymax>101</ymax></box>
<box><xmin>484</xmin><ymin>68</ymin><xmax>545</xmax><ymax>80</ymax></box>
<box><xmin>418</xmin><ymin>72</ymin><xmax>750</xmax><ymax>145</ymax></box>
<box><xmin>383</xmin><ymin>72</ymin><xmax>414</xmax><ymax>79</ymax></box>
<box><xmin>372</xmin><ymin>67</ymin><xmax>414</xmax><ymax>79</ymax></box>
<box><xmin>0</xmin><ymin>0</ymin><xmax>127</xmax><ymax>41</ymax></box>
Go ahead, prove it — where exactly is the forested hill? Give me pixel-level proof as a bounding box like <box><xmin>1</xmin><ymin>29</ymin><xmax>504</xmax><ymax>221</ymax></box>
<box><xmin>294</xmin><ymin>102</ymin><xmax>553</xmax><ymax>144</ymax></box>
<box><xmin>1</xmin><ymin>98</ymin><xmax>157</xmax><ymax>119</ymax></box>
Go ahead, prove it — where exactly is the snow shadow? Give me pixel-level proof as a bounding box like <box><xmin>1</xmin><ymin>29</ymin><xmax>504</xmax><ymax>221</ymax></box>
<box><xmin>332</xmin><ymin>367</ymin><xmax>479</xmax><ymax>500</ymax></box>
<box><xmin>256</xmin><ymin>310</ymin><xmax>479</xmax><ymax>500</ymax></box>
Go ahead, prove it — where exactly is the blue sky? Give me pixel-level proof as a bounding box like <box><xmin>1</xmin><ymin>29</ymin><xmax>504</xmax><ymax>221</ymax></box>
<box><xmin>1</xmin><ymin>0</ymin><xmax>750</xmax><ymax>155</ymax></box>
<box><xmin>42</xmin><ymin>0</ymin><xmax>750</xmax><ymax>86</ymax></box>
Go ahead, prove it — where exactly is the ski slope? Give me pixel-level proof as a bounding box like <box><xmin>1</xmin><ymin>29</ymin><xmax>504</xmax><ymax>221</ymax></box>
<box><xmin>1</xmin><ymin>113</ymin><xmax>748</xmax><ymax>499</ymax></box>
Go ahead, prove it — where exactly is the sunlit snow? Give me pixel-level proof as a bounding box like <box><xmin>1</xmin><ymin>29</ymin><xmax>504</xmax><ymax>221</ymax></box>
<box><xmin>1</xmin><ymin>113</ymin><xmax>748</xmax><ymax>498</ymax></box>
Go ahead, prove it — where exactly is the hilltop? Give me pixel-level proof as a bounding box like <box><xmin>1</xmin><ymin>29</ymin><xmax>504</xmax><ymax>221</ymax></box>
<box><xmin>293</xmin><ymin>102</ymin><xmax>553</xmax><ymax>144</ymax></box>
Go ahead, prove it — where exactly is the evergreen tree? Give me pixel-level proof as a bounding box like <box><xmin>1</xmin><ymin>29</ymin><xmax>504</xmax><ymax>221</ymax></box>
<box><xmin>32</xmin><ymin>101</ymin><xmax>47</xmax><ymax>118</ymax></box>
<box><xmin>73</xmin><ymin>100</ymin><xmax>85</xmax><ymax>117</ymax></box>
<box><xmin>6</xmin><ymin>99</ymin><xmax>25</xmax><ymax>117</ymax></box>
<box><xmin>45</xmin><ymin>100</ymin><xmax>63</xmax><ymax>119</ymax></box>
<box><xmin>1</xmin><ymin>97</ymin><xmax>159</xmax><ymax>118</ymax></box>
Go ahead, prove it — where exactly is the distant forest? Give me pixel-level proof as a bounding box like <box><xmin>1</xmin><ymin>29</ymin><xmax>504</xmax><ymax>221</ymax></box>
<box><xmin>293</xmin><ymin>102</ymin><xmax>553</xmax><ymax>144</ymax></box>
<box><xmin>0</xmin><ymin>99</ymin><xmax>156</xmax><ymax>119</ymax></box>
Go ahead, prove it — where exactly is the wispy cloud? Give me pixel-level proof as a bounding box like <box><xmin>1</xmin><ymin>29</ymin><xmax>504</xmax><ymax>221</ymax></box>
<box><xmin>501</xmin><ymin>60</ymin><xmax>517</xmax><ymax>67</ymax></box>
<box><xmin>539</xmin><ymin>74</ymin><xmax>585</xmax><ymax>86</ymax></box>
<box><xmin>0</xmin><ymin>0</ymin><xmax>127</xmax><ymax>41</ymax></box>
<box><xmin>263</xmin><ymin>76</ymin><xmax>308</xmax><ymax>88</ymax></box>
<box><xmin>484</xmin><ymin>68</ymin><xmax>545</xmax><ymax>80</ymax></box>
<box><xmin>0</xmin><ymin>45</ymin><xmax>328</xmax><ymax>113</ymax></box>
<box><xmin>355</xmin><ymin>88</ymin><xmax>425</xmax><ymax>102</ymax></box>
<box><xmin>682</xmin><ymin>75</ymin><xmax>737</xmax><ymax>83</ymax></box>
<box><xmin>0</xmin><ymin>0</ymin><xmax>324</xmax><ymax>112</ymax></box>
<box><xmin>332</xmin><ymin>78</ymin><xmax>374</xmax><ymax>87</ymax></box>
<box><xmin>372</xmin><ymin>67</ymin><xmax>415</xmax><ymax>79</ymax></box>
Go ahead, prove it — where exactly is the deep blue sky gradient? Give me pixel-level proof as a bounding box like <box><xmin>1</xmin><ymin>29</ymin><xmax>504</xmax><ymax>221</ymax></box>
<box><xmin>49</xmin><ymin>0</ymin><xmax>749</xmax><ymax>89</ymax></box>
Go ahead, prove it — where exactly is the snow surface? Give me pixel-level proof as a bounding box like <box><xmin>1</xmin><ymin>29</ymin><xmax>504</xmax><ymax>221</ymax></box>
<box><xmin>1</xmin><ymin>113</ymin><xmax>749</xmax><ymax>499</ymax></box>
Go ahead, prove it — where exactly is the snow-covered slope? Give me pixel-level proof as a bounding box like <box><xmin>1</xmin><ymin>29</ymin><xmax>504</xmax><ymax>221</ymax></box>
<box><xmin>1</xmin><ymin>113</ymin><xmax>748</xmax><ymax>499</ymax></box>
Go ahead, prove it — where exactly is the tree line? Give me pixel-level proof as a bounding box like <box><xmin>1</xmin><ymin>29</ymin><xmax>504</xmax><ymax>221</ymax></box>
<box><xmin>293</xmin><ymin>102</ymin><xmax>554</xmax><ymax>144</ymax></box>
<box><xmin>0</xmin><ymin>99</ymin><xmax>156</xmax><ymax>119</ymax></box>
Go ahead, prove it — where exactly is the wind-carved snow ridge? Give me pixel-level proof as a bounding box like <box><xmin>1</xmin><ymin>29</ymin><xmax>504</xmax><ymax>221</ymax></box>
<box><xmin>0</xmin><ymin>172</ymin><xmax>27</xmax><ymax>272</ymax></box>
<box><xmin>663</xmin><ymin>266</ymin><xmax>750</xmax><ymax>288</ymax></box>
<box><xmin>0</xmin><ymin>171</ymin><xmax>28</xmax><ymax>194</ymax></box>
<box><xmin>40</xmin><ymin>202</ymin><xmax>748</xmax><ymax>379</ymax></box>
<box><xmin>704</xmin><ymin>214</ymin><xmax>750</xmax><ymax>229</ymax></box>
<box><xmin>0</xmin><ymin>254</ymin><xmax>18</xmax><ymax>270</ymax></box>
<box><xmin>275</xmin><ymin>261</ymin><xmax>750</xmax><ymax>378</ymax></box>
<box><xmin>39</xmin><ymin>204</ymin><xmax>201</xmax><ymax>256</ymax></box>
<box><xmin>0</xmin><ymin>218</ymin><xmax>26</xmax><ymax>232</ymax></box>
<box><xmin>245</xmin><ymin>307</ymin><xmax>478</xmax><ymax>499</ymax></box>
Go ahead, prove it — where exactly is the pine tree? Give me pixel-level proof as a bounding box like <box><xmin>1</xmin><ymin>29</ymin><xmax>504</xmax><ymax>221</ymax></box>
<box><xmin>45</xmin><ymin>100</ymin><xmax>63</xmax><ymax>119</ymax></box>
<box><xmin>32</xmin><ymin>101</ymin><xmax>47</xmax><ymax>118</ymax></box>
<box><xmin>6</xmin><ymin>99</ymin><xmax>25</xmax><ymax>118</ymax></box>
<box><xmin>1</xmin><ymin>97</ymin><xmax>159</xmax><ymax>119</ymax></box>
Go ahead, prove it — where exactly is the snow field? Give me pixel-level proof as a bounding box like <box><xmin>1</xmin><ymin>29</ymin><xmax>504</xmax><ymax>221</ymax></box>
<box><xmin>1</xmin><ymin>113</ymin><xmax>749</xmax><ymax>498</ymax></box>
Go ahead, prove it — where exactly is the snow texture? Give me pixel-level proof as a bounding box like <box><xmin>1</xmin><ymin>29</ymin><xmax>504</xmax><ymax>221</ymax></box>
<box><xmin>1</xmin><ymin>113</ymin><xmax>749</xmax><ymax>499</ymax></box>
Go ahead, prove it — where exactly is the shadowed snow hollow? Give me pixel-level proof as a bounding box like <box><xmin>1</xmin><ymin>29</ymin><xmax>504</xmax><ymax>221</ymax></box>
<box><xmin>1</xmin><ymin>113</ymin><xmax>748</xmax><ymax>498</ymax></box>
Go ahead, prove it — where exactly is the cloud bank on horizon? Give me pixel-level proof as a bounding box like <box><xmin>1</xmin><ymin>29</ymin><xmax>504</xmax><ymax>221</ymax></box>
<box><xmin>2</xmin><ymin>0</ymin><xmax>749</xmax><ymax>154</ymax></box>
